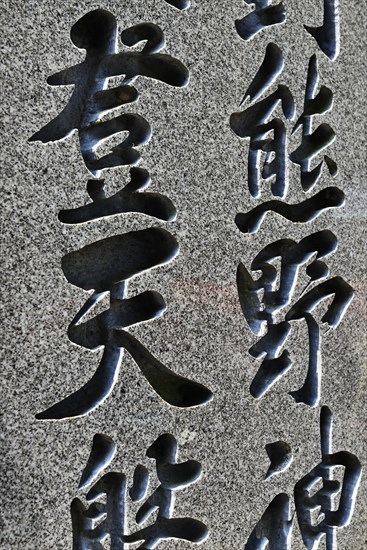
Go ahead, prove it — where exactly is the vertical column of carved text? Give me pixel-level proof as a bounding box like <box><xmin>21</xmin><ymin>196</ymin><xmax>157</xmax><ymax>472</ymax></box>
<box><xmin>29</xmin><ymin>6</ymin><xmax>211</xmax><ymax>548</ymax></box>
<box><xmin>230</xmin><ymin>2</ymin><xmax>361</xmax><ymax>548</ymax></box>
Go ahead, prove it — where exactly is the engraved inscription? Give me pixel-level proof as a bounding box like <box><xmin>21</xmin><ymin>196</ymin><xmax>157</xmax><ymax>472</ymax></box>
<box><xmin>237</xmin><ymin>231</ymin><xmax>354</xmax><ymax>406</ymax></box>
<box><xmin>72</xmin><ymin>434</ymin><xmax>209</xmax><ymax>549</ymax></box>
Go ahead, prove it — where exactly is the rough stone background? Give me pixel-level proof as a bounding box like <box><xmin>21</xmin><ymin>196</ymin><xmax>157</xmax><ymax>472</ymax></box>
<box><xmin>1</xmin><ymin>0</ymin><xmax>366</xmax><ymax>548</ymax></box>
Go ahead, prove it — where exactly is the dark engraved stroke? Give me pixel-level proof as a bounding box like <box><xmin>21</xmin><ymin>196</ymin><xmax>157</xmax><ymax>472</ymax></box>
<box><xmin>304</xmin><ymin>0</ymin><xmax>340</xmax><ymax>60</ymax></box>
<box><xmin>265</xmin><ymin>440</ymin><xmax>293</xmax><ymax>480</ymax></box>
<box><xmin>29</xmin><ymin>12</ymin><xmax>189</xmax><ymax>176</ymax></box>
<box><xmin>241</xmin><ymin>43</ymin><xmax>284</xmax><ymax>104</ymax></box>
<box><xmin>295</xmin><ymin>407</ymin><xmax>362</xmax><ymax>549</ymax></box>
<box><xmin>244</xmin><ymin>493</ymin><xmax>293</xmax><ymax>549</ymax></box>
<box><xmin>235</xmin><ymin>186</ymin><xmax>345</xmax><ymax>234</ymax></box>
<box><xmin>36</xmin><ymin>229</ymin><xmax>212</xmax><ymax>419</ymax></box>
<box><xmin>291</xmin><ymin>55</ymin><xmax>337</xmax><ymax>191</ymax></box>
<box><xmin>236</xmin><ymin>1</ymin><xmax>286</xmax><ymax>41</ymax></box>
<box><xmin>59</xmin><ymin>168</ymin><xmax>177</xmax><ymax>225</ymax></box>
<box><xmin>78</xmin><ymin>433</ymin><xmax>116</xmax><ymax>490</ymax></box>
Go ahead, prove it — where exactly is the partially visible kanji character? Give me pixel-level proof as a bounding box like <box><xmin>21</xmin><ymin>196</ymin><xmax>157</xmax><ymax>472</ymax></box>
<box><xmin>237</xmin><ymin>231</ymin><xmax>354</xmax><ymax>406</ymax></box>
<box><xmin>304</xmin><ymin>0</ymin><xmax>340</xmax><ymax>60</ymax></box>
<box><xmin>244</xmin><ymin>493</ymin><xmax>293</xmax><ymax>549</ymax></box>
<box><xmin>245</xmin><ymin>407</ymin><xmax>362</xmax><ymax>548</ymax></box>
<box><xmin>72</xmin><ymin>472</ymin><xmax>126</xmax><ymax>549</ymax></box>
<box><xmin>235</xmin><ymin>1</ymin><xmax>286</xmax><ymax>41</ymax></box>
<box><xmin>295</xmin><ymin>406</ymin><xmax>362</xmax><ymax>549</ymax></box>
<box><xmin>29</xmin><ymin>11</ymin><xmax>189</xmax><ymax>176</ymax></box>
<box><xmin>71</xmin><ymin>433</ymin><xmax>208</xmax><ymax>549</ymax></box>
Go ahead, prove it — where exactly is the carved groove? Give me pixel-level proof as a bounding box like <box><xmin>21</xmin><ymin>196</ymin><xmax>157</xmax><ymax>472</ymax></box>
<box><xmin>241</xmin><ymin>43</ymin><xmax>284</xmax><ymax>103</ymax></box>
<box><xmin>29</xmin><ymin>12</ymin><xmax>189</xmax><ymax>177</ymax></box>
<box><xmin>59</xmin><ymin>168</ymin><xmax>177</xmax><ymax>225</ymax></box>
<box><xmin>304</xmin><ymin>0</ymin><xmax>340</xmax><ymax>60</ymax></box>
<box><xmin>244</xmin><ymin>493</ymin><xmax>292</xmax><ymax>549</ymax></box>
<box><xmin>294</xmin><ymin>407</ymin><xmax>362</xmax><ymax>549</ymax></box>
<box><xmin>61</xmin><ymin>228</ymin><xmax>179</xmax><ymax>292</ymax></box>
<box><xmin>164</xmin><ymin>0</ymin><xmax>190</xmax><ymax>9</ymax></box>
<box><xmin>237</xmin><ymin>232</ymin><xmax>354</xmax><ymax>406</ymax></box>
<box><xmin>73</xmin><ymin>433</ymin><xmax>208</xmax><ymax>548</ymax></box>
<box><xmin>235</xmin><ymin>187</ymin><xmax>345</xmax><ymax>234</ymax></box>
<box><xmin>265</xmin><ymin>440</ymin><xmax>293</xmax><ymax>479</ymax></box>
<box><xmin>236</xmin><ymin>1</ymin><xmax>286</xmax><ymax>41</ymax></box>
<box><xmin>230</xmin><ymin>84</ymin><xmax>295</xmax><ymax>198</ymax></box>
<box><xmin>78</xmin><ymin>433</ymin><xmax>116</xmax><ymax>489</ymax></box>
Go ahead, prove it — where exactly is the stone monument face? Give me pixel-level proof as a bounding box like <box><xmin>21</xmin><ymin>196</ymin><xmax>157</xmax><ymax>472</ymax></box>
<box><xmin>2</xmin><ymin>1</ymin><xmax>366</xmax><ymax>548</ymax></box>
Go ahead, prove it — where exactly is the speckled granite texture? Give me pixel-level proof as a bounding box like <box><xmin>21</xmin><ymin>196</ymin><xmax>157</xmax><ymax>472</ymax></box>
<box><xmin>1</xmin><ymin>0</ymin><xmax>366</xmax><ymax>548</ymax></box>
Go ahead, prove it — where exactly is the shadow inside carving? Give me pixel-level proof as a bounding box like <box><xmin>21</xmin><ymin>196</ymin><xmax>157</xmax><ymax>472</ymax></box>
<box><xmin>235</xmin><ymin>1</ymin><xmax>286</xmax><ymax>41</ymax></box>
<box><xmin>59</xmin><ymin>168</ymin><xmax>177</xmax><ymax>224</ymax></box>
<box><xmin>36</xmin><ymin>229</ymin><xmax>212</xmax><ymax>419</ymax></box>
<box><xmin>237</xmin><ymin>231</ymin><xmax>354</xmax><ymax>407</ymax></box>
<box><xmin>304</xmin><ymin>0</ymin><xmax>339</xmax><ymax>60</ymax></box>
<box><xmin>130</xmin><ymin>464</ymin><xmax>150</xmax><ymax>502</ymax></box>
<box><xmin>291</xmin><ymin>55</ymin><xmax>337</xmax><ymax>191</ymax></box>
<box><xmin>29</xmin><ymin>12</ymin><xmax>189</xmax><ymax>176</ymax></box>
<box><xmin>245</xmin><ymin>493</ymin><xmax>293</xmax><ymax>549</ymax></box>
<box><xmin>265</xmin><ymin>440</ymin><xmax>293</xmax><ymax>480</ymax></box>
<box><xmin>164</xmin><ymin>0</ymin><xmax>190</xmax><ymax>9</ymax></box>
<box><xmin>230</xmin><ymin>83</ymin><xmax>295</xmax><ymax>198</ymax></box>
<box><xmin>235</xmin><ymin>187</ymin><xmax>345</xmax><ymax>234</ymax></box>
<box><xmin>241</xmin><ymin>43</ymin><xmax>284</xmax><ymax>103</ymax></box>
<box><xmin>79</xmin><ymin>433</ymin><xmax>116</xmax><ymax>490</ymax></box>
<box><xmin>61</xmin><ymin>228</ymin><xmax>178</xmax><ymax>292</ymax></box>
<box><xmin>294</xmin><ymin>407</ymin><xmax>362</xmax><ymax>549</ymax></box>
<box><xmin>72</xmin><ymin>433</ymin><xmax>208</xmax><ymax>548</ymax></box>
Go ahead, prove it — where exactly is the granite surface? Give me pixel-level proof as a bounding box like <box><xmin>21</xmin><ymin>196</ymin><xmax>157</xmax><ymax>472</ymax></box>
<box><xmin>1</xmin><ymin>0</ymin><xmax>366</xmax><ymax>548</ymax></box>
